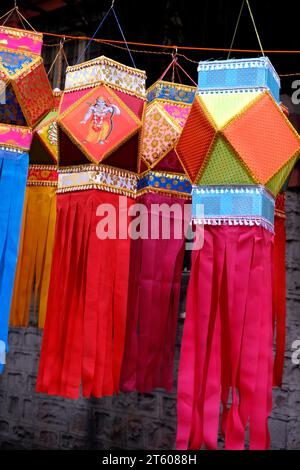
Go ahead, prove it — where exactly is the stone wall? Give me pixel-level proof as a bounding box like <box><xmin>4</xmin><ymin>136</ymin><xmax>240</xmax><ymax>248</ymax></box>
<box><xmin>0</xmin><ymin>190</ymin><xmax>299</xmax><ymax>450</ymax></box>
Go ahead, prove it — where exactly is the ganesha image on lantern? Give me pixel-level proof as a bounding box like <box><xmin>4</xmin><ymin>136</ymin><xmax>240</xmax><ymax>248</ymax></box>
<box><xmin>80</xmin><ymin>96</ymin><xmax>121</xmax><ymax>145</ymax></box>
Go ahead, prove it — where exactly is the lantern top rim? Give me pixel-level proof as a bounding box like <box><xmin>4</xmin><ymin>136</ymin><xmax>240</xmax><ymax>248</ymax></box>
<box><xmin>66</xmin><ymin>55</ymin><xmax>146</xmax><ymax>78</ymax></box>
<box><xmin>197</xmin><ymin>56</ymin><xmax>280</xmax><ymax>86</ymax></box>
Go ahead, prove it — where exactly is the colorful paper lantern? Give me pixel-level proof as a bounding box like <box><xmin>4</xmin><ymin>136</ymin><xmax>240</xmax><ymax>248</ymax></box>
<box><xmin>176</xmin><ymin>58</ymin><xmax>300</xmax><ymax>450</ymax></box>
<box><xmin>0</xmin><ymin>26</ymin><xmax>54</xmax><ymax>127</ymax></box>
<box><xmin>140</xmin><ymin>80</ymin><xmax>195</xmax><ymax>173</ymax></box>
<box><xmin>120</xmin><ymin>81</ymin><xmax>195</xmax><ymax>393</ymax></box>
<box><xmin>36</xmin><ymin>57</ymin><xmax>146</xmax><ymax>399</ymax></box>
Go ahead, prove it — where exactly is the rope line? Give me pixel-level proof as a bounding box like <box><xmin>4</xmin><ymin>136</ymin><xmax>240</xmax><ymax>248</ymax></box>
<box><xmin>76</xmin><ymin>6</ymin><xmax>113</xmax><ymax>64</ymax></box>
<box><xmin>228</xmin><ymin>0</ymin><xmax>264</xmax><ymax>58</ymax></box>
<box><xmin>246</xmin><ymin>0</ymin><xmax>264</xmax><ymax>56</ymax></box>
<box><xmin>0</xmin><ymin>3</ymin><xmax>299</xmax><ymax>78</ymax></box>
<box><xmin>111</xmin><ymin>7</ymin><xmax>136</xmax><ymax>68</ymax></box>
<box><xmin>0</xmin><ymin>3</ymin><xmax>36</xmax><ymax>31</ymax></box>
<box><xmin>76</xmin><ymin>2</ymin><xmax>136</xmax><ymax>68</ymax></box>
<box><xmin>36</xmin><ymin>31</ymin><xmax>300</xmax><ymax>55</ymax></box>
<box><xmin>42</xmin><ymin>38</ymin><xmax>300</xmax><ymax>78</ymax></box>
<box><xmin>0</xmin><ymin>2</ymin><xmax>299</xmax><ymax>55</ymax></box>
<box><xmin>227</xmin><ymin>0</ymin><xmax>245</xmax><ymax>59</ymax></box>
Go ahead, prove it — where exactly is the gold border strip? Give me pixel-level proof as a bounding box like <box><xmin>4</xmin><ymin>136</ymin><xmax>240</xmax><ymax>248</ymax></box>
<box><xmin>66</xmin><ymin>55</ymin><xmax>146</xmax><ymax>77</ymax></box>
<box><xmin>57</xmin><ymin>183</ymin><xmax>136</xmax><ymax>198</ymax></box>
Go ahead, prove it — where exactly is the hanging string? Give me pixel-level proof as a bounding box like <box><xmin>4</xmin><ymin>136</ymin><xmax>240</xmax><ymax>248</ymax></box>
<box><xmin>47</xmin><ymin>38</ymin><xmax>68</xmax><ymax>88</ymax></box>
<box><xmin>246</xmin><ymin>0</ymin><xmax>264</xmax><ymax>56</ymax></box>
<box><xmin>0</xmin><ymin>7</ymin><xmax>16</xmax><ymax>25</ymax></box>
<box><xmin>228</xmin><ymin>0</ymin><xmax>264</xmax><ymax>58</ymax></box>
<box><xmin>171</xmin><ymin>55</ymin><xmax>176</xmax><ymax>83</ymax></box>
<box><xmin>16</xmin><ymin>9</ymin><xmax>27</xmax><ymax>30</ymax></box>
<box><xmin>159</xmin><ymin>57</ymin><xmax>177</xmax><ymax>80</ymax></box>
<box><xmin>175</xmin><ymin>65</ymin><xmax>182</xmax><ymax>84</ymax></box>
<box><xmin>76</xmin><ymin>5</ymin><xmax>113</xmax><ymax>64</ymax></box>
<box><xmin>61</xmin><ymin>46</ymin><xmax>69</xmax><ymax>68</ymax></box>
<box><xmin>158</xmin><ymin>48</ymin><xmax>197</xmax><ymax>86</ymax></box>
<box><xmin>0</xmin><ymin>2</ymin><xmax>37</xmax><ymax>31</ymax></box>
<box><xmin>56</xmin><ymin>47</ymin><xmax>63</xmax><ymax>89</ymax></box>
<box><xmin>111</xmin><ymin>6</ymin><xmax>136</xmax><ymax>68</ymax></box>
<box><xmin>48</xmin><ymin>40</ymin><xmax>63</xmax><ymax>76</ymax></box>
<box><xmin>77</xmin><ymin>0</ymin><xmax>136</xmax><ymax>68</ymax></box>
<box><xmin>175</xmin><ymin>60</ymin><xmax>198</xmax><ymax>86</ymax></box>
<box><xmin>227</xmin><ymin>0</ymin><xmax>245</xmax><ymax>59</ymax></box>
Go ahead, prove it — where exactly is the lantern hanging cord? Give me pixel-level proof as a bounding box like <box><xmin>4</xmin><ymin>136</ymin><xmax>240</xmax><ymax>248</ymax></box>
<box><xmin>246</xmin><ymin>0</ymin><xmax>264</xmax><ymax>56</ymax></box>
<box><xmin>157</xmin><ymin>47</ymin><xmax>197</xmax><ymax>86</ymax></box>
<box><xmin>0</xmin><ymin>2</ymin><xmax>37</xmax><ymax>31</ymax></box>
<box><xmin>111</xmin><ymin>6</ymin><xmax>136</xmax><ymax>68</ymax></box>
<box><xmin>227</xmin><ymin>0</ymin><xmax>264</xmax><ymax>59</ymax></box>
<box><xmin>47</xmin><ymin>38</ymin><xmax>68</xmax><ymax>77</ymax></box>
<box><xmin>227</xmin><ymin>0</ymin><xmax>245</xmax><ymax>59</ymax></box>
<box><xmin>76</xmin><ymin>5</ymin><xmax>113</xmax><ymax>63</ymax></box>
<box><xmin>76</xmin><ymin>1</ymin><xmax>136</xmax><ymax>68</ymax></box>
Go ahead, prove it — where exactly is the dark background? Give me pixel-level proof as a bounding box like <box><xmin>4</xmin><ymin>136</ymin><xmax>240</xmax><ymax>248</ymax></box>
<box><xmin>1</xmin><ymin>0</ymin><xmax>300</xmax><ymax>93</ymax></box>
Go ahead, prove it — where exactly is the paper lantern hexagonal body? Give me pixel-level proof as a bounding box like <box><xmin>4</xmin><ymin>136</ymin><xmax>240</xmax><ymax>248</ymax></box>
<box><xmin>58</xmin><ymin>56</ymin><xmax>146</xmax><ymax>172</ymax></box>
<box><xmin>140</xmin><ymin>80</ymin><xmax>196</xmax><ymax>174</ymax></box>
<box><xmin>176</xmin><ymin>57</ymin><xmax>300</xmax><ymax>196</ymax></box>
<box><xmin>0</xmin><ymin>26</ymin><xmax>54</xmax><ymax>128</ymax></box>
<box><xmin>176</xmin><ymin>89</ymin><xmax>300</xmax><ymax>196</ymax></box>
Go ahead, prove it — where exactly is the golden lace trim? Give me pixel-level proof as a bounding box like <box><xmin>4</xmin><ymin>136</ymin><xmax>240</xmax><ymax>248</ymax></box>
<box><xmin>66</xmin><ymin>55</ymin><xmax>146</xmax><ymax>77</ymax></box>
<box><xmin>63</xmin><ymin>80</ymin><xmax>147</xmax><ymax>101</ymax></box>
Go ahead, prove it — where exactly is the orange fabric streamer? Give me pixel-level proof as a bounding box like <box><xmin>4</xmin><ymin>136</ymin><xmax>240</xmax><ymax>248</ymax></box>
<box><xmin>10</xmin><ymin>184</ymin><xmax>56</xmax><ymax>328</ymax></box>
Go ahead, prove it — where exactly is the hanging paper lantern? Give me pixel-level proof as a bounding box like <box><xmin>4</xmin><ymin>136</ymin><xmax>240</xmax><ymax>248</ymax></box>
<box><xmin>0</xmin><ymin>26</ymin><xmax>54</xmax><ymax>127</ymax></box>
<box><xmin>120</xmin><ymin>80</ymin><xmax>195</xmax><ymax>393</ymax></box>
<box><xmin>10</xmin><ymin>93</ymin><xmax>59</xmax><ymax>329</ymax></box>
<box><xmin>36</xmin><ymin>57</ymin><xmax>146</xmax><ymax>399</ymax></box>
<box><xmin>176</xmin><ymin>57</ymin><xmax>300</xmax><ymax>450</ymax></box>
<box><xmin>140</xmin><ymin>80</ymin><xmax>195</xmax><ymax>173</ymax></box>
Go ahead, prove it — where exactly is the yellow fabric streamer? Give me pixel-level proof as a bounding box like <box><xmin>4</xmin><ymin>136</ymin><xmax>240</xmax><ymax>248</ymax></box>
<box><xmin>10</xmin><ymin>185</ymin><xmax>56</xmax><ymax>328</ymax></box>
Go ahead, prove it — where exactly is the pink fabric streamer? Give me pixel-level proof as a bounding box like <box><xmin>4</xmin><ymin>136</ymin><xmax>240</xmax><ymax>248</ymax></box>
<box><xmin>120</xmin><ymin>192</ymin><xmax>189</xmax><ymax>393</ymax></box>
<box><xmin>177</xmin><ymin>225</ymin><xmax>274</xmax><ymax>450</ymax></box>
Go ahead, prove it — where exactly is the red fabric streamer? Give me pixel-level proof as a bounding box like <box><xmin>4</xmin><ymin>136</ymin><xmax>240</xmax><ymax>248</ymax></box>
<box><xmin>177</xmin><ymin>225</ymin><xmax>274</xmax><ymax>450</ymax></box>
<box><xmin>36</xmin><ymin>190</ymin><xmax>133</xmax><ymax>399</ymax></box>
<box><xmin>273</xmin><ymin>194</ymin><xmax>286</xmax><ymax>387</ymax></box>
<box><xmin>120</xmin><ymin>192</ymin><xmax>189</xmax><ymax>393</ymax></box>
